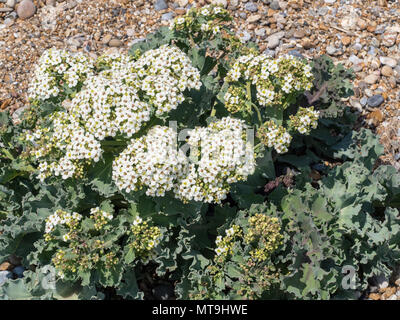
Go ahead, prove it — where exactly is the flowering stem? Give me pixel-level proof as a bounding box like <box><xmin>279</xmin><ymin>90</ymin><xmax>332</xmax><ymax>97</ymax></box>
<box><xmin>246</xmin><ymin>81</ymin><xmax>263</xmax><ymax>125</ymax></box>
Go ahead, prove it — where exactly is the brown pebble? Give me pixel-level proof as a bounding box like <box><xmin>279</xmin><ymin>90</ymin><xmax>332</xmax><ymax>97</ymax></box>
<box><xmin>109</xmin><ymin>39</ymin><xmax>123</xmax><ymax>47</ymax></box>
<box><xmin>381</xmin><ymin>65</ymin><xmax>393</xmax><ymax>77</ymax></box>
<box><xmin>0</xmin><ymin>261</ymin><xmax>14</xmax><ymax>271</ymax></box>
<box><xmin>369</xmin><ymin>293</ymin><xmax>381</xmax><ymax>300</ymax></box>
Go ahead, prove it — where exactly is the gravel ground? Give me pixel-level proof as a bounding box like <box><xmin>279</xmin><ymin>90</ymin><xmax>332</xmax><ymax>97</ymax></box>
<box><xmin>0</xmin><ymin>0</ymin><xmax>399</xmax><ymax>166</ymax></box>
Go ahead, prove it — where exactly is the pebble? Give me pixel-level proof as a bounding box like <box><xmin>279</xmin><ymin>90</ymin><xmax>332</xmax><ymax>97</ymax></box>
<box><xmin>380</xmin><ymin>57</ymin><xmax>398</xmax><ymax>68</ymax></box>
<box><xmin>161</xmin><ymin>12</ymin><xmax>175</xmax><ymax>20</ymax></box>
<box><xmin>244</xmin><ymin>2</ymin><xmax>258</xmax><ymax>12</ymax></box>
<box><xmin>324</xmin><ymin>0</ymin><xmax>336</xmax><ymax>3</ymax></box>
<box><xmin>16</xmin><ymin>0</ymin><xmax>36</xmax><ymax>19</ymax></box>
<box><xmin>108</xmin><ymin>39</ymin><xmax>123</xmax><ymax>47</ymax></box>
<box><xmin>102</xmin><ymin>34</ymin><xmax>113</xmax><ymax>45</ymax></box>
<box><xmin>360</xmin><ymin>96</ymin><xmax>368</xmax><ymax>106</ymax></box>
<box><xmin>270</xmin><ymin>0</ymin><xmax>280</xmax><ymax>10</ymax></box>
<box><xmin>326</xmin><ymin>45</ymin><xmax>336</xmax><ymax>55</ymax></box>
<box><xmin>382</xmin><ymin>32</ymin><xmax>397</xmax><ymax>47</ymax></box>
<box><xmin>367</xmin><ymin>94</ymin><xmax>384</xmax><ymax>107</ymax></box>
<box><xmin>0</xmin><ymin>271</ymin><xmax>12</xmax><ymax>286</ymax></box>
<box><xmin>247</xmin><ymin>14</ymin><xmax>261</xmax><ymax>23</ymax></box>
<box><xmin>364</xmin><ymin>74</ymin><xmax>379</xmax><ymax>84</ymax></box>
<box><xmin>255</xmin><ymin>27</ymin><xmax>266</xmax><ymax>38</ymax></box>
<box><xmin>267</xmin><ymin>31</ymin><xmax>284</xmax><ymax>49</ymax></box>
<box><xmin>154</xmin><ymin>0</ymin><xmax>168</xmax><ymax>11</ymax></box>
<box><xmin>381</xmin><ymin>65</ymin><xmax>393</xmax><ymax>77</ymax></box>
<box><xmin>6</xmin><ymin>0</ymin><xmax>15</xmax><ymax>8</ymax></box>
<box><xmin>0</xmin><ymin>262</ymin><xmax>13</xmax><ymax>271</ymax></box>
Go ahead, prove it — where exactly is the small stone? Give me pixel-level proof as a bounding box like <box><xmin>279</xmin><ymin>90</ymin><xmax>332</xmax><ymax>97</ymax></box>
<box><xmin>293</xmin><ymin>30</ymin><xmax>305</xmax><ymax>38</ymax></box>
<box><xmin>353</xmin><ymin>43</ymin><xmax>363</xmax><ymax>51</ymax></box>
<box><xmin>324</xmin><ymin>0</ymin><xmax>335</xmax><ymax>3</ymax></box>
<box><xmin>13</xmin><ymin>266</ymin><xmax>24</xmax><ymax>278</ymax></box>
<box><xmin>247</xmin><ymin>14</ymin><xmax>261</xmax><ymax>23</ymax></box>
<box><xmin>382</xmin><ymin>32</ymin><xmax>397</xmax><ymax>47</ymax></box>
<box><xmin>267</xmin><ymin>31</ymin><xmax>285</xmax><ymax>49</ymax></box>
<box><xmin>367</xmin><ymin>94</ymin><xmax>384</xmax><ymax>107</ymax></box>
<box><xmin>381</xmin><ymin>65</ymin><xmax>393</xmax><ymax>77</ymax></box>
<box><xmin>360</xmin><ymin>97</ymin><xmax>368</xmax><ymax>106</ymax></box>
<box><xmin>326</xmin><ymin>45</ymin><xmax>336</xmax><ymax>55</ymax></box>
<box><xmin>301</xmin><ymin>38</ymin><xmax>313</xmax><ymax>49</ymax></box>
<box><xmin>341</xmin><ymin>36</ymin><xmax>351</xmax><ymax>46</ymax></box>
<box><xmin>0</xmin><ymin>271</ymin><xmax>12</xmax><ymax>286</ymax></box>
<box><xmin>364</xmin><ymin>74</ymin><xmax>379</xmax><ymax>84</ymax></box>
<box><xmin>369</xmin><ymin>293</ymin><xmax>380</xmax><ymax>300</ymax></box>
<box><xmin>154</xmin><ymin>0</ymin><xmax>168</xmax><ymax>11</ymax></box>
<box><xmin>341</xmin><ymin>16</ymin><xmax>357</xmax><ymax>31</ymax></box>
<box><xmin>388</xmin><ymin>295</ymin><xmax>397</xmax><ymax>300</ymax></box>
<box><xmin>102</xmin><ymin>34</ymin><xmax>113</xmax><ymax>45</ymax></box>
<box><xmin>178</xmin><ymin>0</ymin><xmax>188</xmax><ymax>7</ymax></box>
<box><xmin>65</xmin><ymin>0</ymin><xmax>77</xmax><ymax>10</ymax></box>
<box><xmin>0</xmin><ymin>7</ymin><xmax>13</xmax><ymax>12</ymax></box>
<box><xmin>357</xmin><ymin>18</ymin><xmax>367</xmax><ymax>30</ymax></box>
<box><xmin>108</xmin><ymin>39</ymin><xmax>123</xmax><ymax>47</ymax></box>
<box><xmin>244</xmin><ymin>2</ymin><xmax>258</xmax><ymax>12</ymax></box>
<box><xmin>161</xmin><ymin>12</ymin><xmax>175</xmax><ymax>20</ymax></box>
<box><xmin>0</xmin><ymin>262</ymin><xmax>13</xmax><ymax>271</ymax></box>
<box><xmin>380</xmin><ymin>57</ymin><xmax>398</xmax><ymax>68</ymax></box>
<box><xmin>318</xmin><ymin>7</ymin><xmax>329</xmax><ymax>16</ymax></box>
<box><xmin>270</xmin><ymin>0</ymin><xmax>280</xmax><ymax>10</ymax></box>
<box><xmin>6</xmin><ymin>0</ymin><xmax>15</xmax><ymax>8</ymax></box>
<box><xmin>255</xmin><ymin>27</ymin><xmax>266</xmax><ymax>38</ymax></box>
<box><xmin>16</xmin><ymin>0</ymin><xmax>36</xmax><ymax>19</ymax></box>
<box><xmin>46</xmin><ymin>0</ymin><xmax>56</xmax><ymax>6</ymax></box>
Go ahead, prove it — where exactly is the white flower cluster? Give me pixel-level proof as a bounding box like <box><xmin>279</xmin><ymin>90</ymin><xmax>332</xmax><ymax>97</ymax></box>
<box><xmin>133</xmin><ymin>45</ymin><xmax>202</xmax><ymax>115</ymax></box>
<box><xmin>257</xmin><ymin>120</ymin><xmax>292</xmax><ymax>154</ymax></box>
<box><xmin>113</xmin><ymin>117</ymin><xmax>254</xmax><ymax>204</ymax></box>
<box><xmin>225</xmin><ymin>53</ymin><xmax>314</xmax><ymax>111</ymax></box>
<box><xmin>289</xmin><ymin>107</ymin><xmax>320</xmax><ymax>135</ymax></box>
<box><xmin>28</xmin><ymin>45</ymin><xmax>202</xmax><ymax>182</ymax></box>
<box><xmin>70</xmin><ymin>70</ymin><xmax>151</xmax><ymax>139</ymax></box>
<box><xmin>28</xmin><ymin>111</ymin><xmax>102</xmax><ymax>181</ymax></box>
<box><xmin>214</xmin><ymin>226</ymin><xmax>239</xmax><ymax>256</ymax></box>
<box><xmin>28</xmin><ymin>48</ymin><xmax>94</xmax><ymax>101</ymax></box>
<box><xmin>90</xmin><ymin>207</ymin><xmax>113</xmax><ymax>220</ymax></box>
<box><xmin>112</xmin><ymin>126</ymin><xmax>188</xmax><ymax>197</ymax></box>
<box><xmin>45</xmin><ymin>209</ymin><xmax>82</xmax><ymax>234</ymax></box>
<box><xmin>175</xmin><ymin>117</ymin><xmax>255</xmax><ymax>204</ymax></box>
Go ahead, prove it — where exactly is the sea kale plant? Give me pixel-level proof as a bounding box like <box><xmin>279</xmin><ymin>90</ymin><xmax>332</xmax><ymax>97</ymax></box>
<box><xmin>0</xmin><ymin>4</ymin><xmax>399</xmax><ymax>300</ymax></box>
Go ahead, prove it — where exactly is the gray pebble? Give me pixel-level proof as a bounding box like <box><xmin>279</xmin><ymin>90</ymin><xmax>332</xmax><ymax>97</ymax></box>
<box><xmin>360</xmin><ymin>96</ymin><xmax>368</xmax><ymax>106</ymax></box>
<box><xmin>326</xmin><ymin>45</ymin><xmax>337</xmax><ymax>55</ymax></box>
<box><xmin>318</xmin><ymin>7</ymin><xmax>329</xmax><ymax>16</ymax></box>
<box><xmin>269</xmin><ymin>0</ymin><xmax>280</xmax><ymax>10</ymax></box>
<box><xmin>154</xmin><ymin>0</ymin><xmax>168</xmax><ymax>11</ymax></box>
<box><xmin>244</xmin><ymin>2</ymin><xmax>258</xmax><ymax>12</ymax></box>
<box><xmin>367</xmin><ymin>95</ymin><xmax>384</xmax><ymax>107</ymax></box>
<box><xmin>161</xmin><ymin>12</ymin><xmax>175</xmax><ymax>21</ymax></box>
